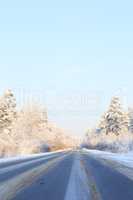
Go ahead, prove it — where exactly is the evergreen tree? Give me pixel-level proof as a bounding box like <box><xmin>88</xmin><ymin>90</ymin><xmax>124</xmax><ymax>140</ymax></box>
<box><xmin>99</xmin><ymin>97</ymin><xmax>129</xmax><ymax>135</ymax></box>
<box><xmin>0</xmin><ymin>89</ymin><xmax>16</xmax><ymax>133</ymax></box>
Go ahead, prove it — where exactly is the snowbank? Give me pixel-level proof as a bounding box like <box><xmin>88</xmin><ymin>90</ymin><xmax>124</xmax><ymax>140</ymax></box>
<box><xmin>83</xmin><ymin>149</ymin><xmax>133</xmax><ymax>168</ymax></box>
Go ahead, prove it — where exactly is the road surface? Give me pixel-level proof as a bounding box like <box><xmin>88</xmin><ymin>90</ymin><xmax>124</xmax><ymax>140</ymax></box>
<box><xmin>0</xmin><ymin>150</ymin><xmax>133</xmax><ymax>200</ymax></box>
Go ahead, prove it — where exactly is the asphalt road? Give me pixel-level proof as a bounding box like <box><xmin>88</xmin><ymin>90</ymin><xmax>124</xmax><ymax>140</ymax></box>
<box><xmin>13</xmin><ymin>154</ymin><xmax>74</xmax><ymax>200</ymax></box>
<box><xmin>1</xmin><ymin>150</ymin><xmax>133</xmax><ymax>200</ymax></box>
<box><xmin>0</xmin><ymin>151</ymin><xmax>68</xmax><ymax>183</ymax></box>
<box><xmin>82</xmin><ymin>152</ymin><xmax>133</xmax><ymax>200</ymax></box>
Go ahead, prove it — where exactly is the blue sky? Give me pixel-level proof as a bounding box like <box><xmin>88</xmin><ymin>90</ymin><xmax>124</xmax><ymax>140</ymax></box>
<box><xmin>0</xmin><ymin>0</ymin><xmax>133</xmax><ymax>135</ymax></box>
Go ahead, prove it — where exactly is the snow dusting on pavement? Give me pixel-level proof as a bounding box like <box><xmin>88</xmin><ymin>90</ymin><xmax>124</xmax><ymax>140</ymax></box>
<box><xmin>65</xmin><ymin>152</ymin><xmax>90</xmax><ymax>200</ymax></box>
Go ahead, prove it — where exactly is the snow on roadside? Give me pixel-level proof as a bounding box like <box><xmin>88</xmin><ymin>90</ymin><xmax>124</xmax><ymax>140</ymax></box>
<box><xmin>83</xmin><ymin>149</ymin><xmax>133</xmax><ymax>168</ymax></box>
<box><xmin>64</xmin><ymin>152</ymin><xmax>90</xmax><ymax>200</ymax></box>
<box><xmin>0</xmin><ymin>149</ymin><xmax>69</xmax><ymax>164</ymax></box>
<box><xmin>0</xmin><ymin>152</ymin><xmax>67</xmax><ymax>175</ymax></box>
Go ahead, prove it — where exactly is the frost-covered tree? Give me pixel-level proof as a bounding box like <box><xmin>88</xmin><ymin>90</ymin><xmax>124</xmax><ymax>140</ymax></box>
<box><xmin>0</xmin><ymin>90</ymin><xmax>75</xmax><ymax>156</ymax></box>
<box><xmin>0</xmin><ymin>89</ymin><xmax>16</xmax><ymax>134</ymax></box>
<box><xmin>128</xmin><ymin>107</ymin><xmax>133</xmax><ymax>133</ymax></box>
<box><xmin>12</xmin><ymin>104</ymin><xmax>47</xmax><ymax>138</ymax></box>
<box><xmin>99</xmin><ymin>97</ymin><xmax>129</xmax><ymax>135</ymax></box>
<box><xmin>11</xmin><ymin>103</ymin><xmax>50</xmax><ymax>153</ymax></box>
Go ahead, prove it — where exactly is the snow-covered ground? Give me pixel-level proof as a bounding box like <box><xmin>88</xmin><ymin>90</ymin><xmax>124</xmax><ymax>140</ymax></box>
<box><xmin>83</xmin><ymin>149</ymin><xmax>133</xmax><ymax>168</ymax></box>
<box><xmin>0</xmin><ymin>149</ymin><xmax>69</xmax><ymax>164</ymax></box>
<box><xmin>83</xmin><ymin>149</ymin><xmax>133</xmax><ymax>183</ymax></box>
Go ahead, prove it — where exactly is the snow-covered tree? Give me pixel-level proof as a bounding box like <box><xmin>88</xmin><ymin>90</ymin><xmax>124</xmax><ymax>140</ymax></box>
<box><xmin>0</xmin><ymin>90</ymin><xmax>75</xmax><ymax>156</ymax></box>
<box><xmin>10</xmin><ymin>103</ymin><xmax>50</xmax><ymax>153</ymax></box>
<box><xmin>98</xmin><ymin>97</ymin><xmax>129</xmax><ymax>135</ymax></box>
<box><xmin>128</xmin><ymin>107</ymin><xmax>133</xmax><ymax>133</ymax></box>
<box><xmin>0</xmin><ymin>89</ymin><xmax>16</xmax><ymax>134</ymax></box>
<box><xmin>12</xmin><ymin>104</ymin><xmax>47</xmax><ymax>139</ymax></box>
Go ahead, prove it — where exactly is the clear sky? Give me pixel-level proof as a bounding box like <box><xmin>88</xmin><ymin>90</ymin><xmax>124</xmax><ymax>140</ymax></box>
<box><xmin>0</xmin><ymin>0</ymin><xmax>133</xmax><ymax>135</ymax></box>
